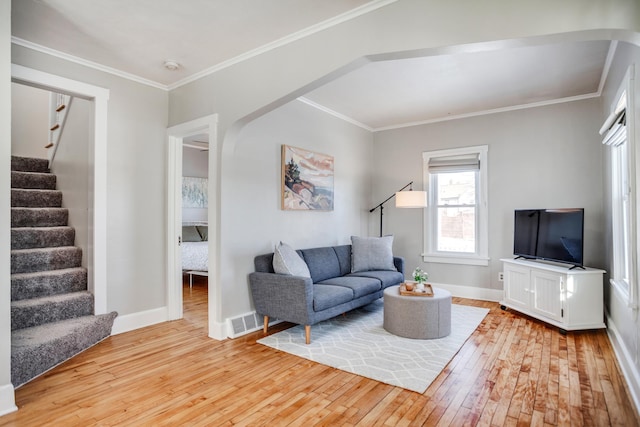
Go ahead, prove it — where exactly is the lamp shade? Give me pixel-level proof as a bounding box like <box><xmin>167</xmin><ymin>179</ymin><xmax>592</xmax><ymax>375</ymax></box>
<box><xmin>395</xmin><ymin>190</ymin><xmax>427</xmax><ymax>208</ymax></box>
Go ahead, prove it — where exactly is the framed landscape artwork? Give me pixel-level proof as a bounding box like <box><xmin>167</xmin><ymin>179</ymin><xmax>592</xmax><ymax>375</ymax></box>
<box><xmin>281</xmin><ymin>145</ymin><xmax>334</xmax><ymax>211</ymax></box>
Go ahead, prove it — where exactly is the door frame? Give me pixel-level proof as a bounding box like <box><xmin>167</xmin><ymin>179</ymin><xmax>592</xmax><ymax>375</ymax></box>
<box><xmin>11</xmin><ymin>64</ymin><xmax>109</xmax><ymax>314</ymax></box>
<box><xmin>166</xmin><ymin>114</ymin><xmax>223</xmax><ymax>339</ymax></box>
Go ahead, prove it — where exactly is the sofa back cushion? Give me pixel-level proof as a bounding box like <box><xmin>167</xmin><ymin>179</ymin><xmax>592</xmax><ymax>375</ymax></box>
<box><xmin>300</xmin><ymin>247</ymin><xmax>341</xmax><ymax>283</ymax></box>
<box><xmin>333</xmin><ymin>245</ymin><xmax>352</xmax><ymax>277</ymax></box>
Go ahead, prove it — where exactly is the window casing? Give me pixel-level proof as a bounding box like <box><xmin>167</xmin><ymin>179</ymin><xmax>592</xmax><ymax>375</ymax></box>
<box><xmin>423</xmin><ymin>145</ymin><xmax>489</xmax><ymax>266</ymax></box>
<box><xmin>602</xmin><ymin>68</ymin><xmax>637</xmax><ymax>309</ymax></box>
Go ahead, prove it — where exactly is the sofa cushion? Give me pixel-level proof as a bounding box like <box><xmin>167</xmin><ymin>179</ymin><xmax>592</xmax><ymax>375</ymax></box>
<box><xmin>313</xmin><ymin>284</ymin><xmax>354</xmax><ymax>311</ymax></box>
<box><xmin>273</xmin><ymin>242</ymin><xmax>311</xmax><ymax>277</ymax></box>
<box><xmin>300</xmin><ymin>247</ymin><xmax>341</xmax><ymax>283</ymax></box>
<box><xmin>333</xmin><ymin>245</ymin><xmax>352</xmax><ymax>277</ymax></box>
<box><xmin>318</xmin><ymin>276</ymin><xmax>381</xmax><ymax>298</ymax></box>
<box><xmin>351</xmin><ymin>235</ymin><xmax>397</xmax><ymax>273</ymax></box>
<box><xmin>349</xmin><ymin>270</ymin><xmax>404</xmax><ymax>288</ymax></box>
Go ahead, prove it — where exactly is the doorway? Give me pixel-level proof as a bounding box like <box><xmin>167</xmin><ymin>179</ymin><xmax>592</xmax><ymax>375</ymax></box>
<box><xmin>166</xmin><ymin>114</ymin><xmax>223</xmax><ymax>339</ymax></box>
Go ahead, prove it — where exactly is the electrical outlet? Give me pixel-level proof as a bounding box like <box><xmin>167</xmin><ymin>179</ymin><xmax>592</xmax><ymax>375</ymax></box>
<box><xmin>498</xmin><ymin>272</ymin><xmax>504</xmax><ymax>282</ymax></box>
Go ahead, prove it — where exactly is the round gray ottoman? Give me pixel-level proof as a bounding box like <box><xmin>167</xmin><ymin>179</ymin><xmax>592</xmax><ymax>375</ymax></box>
<box><xmin>383</xmin><ymin>285</ymin><xmax>452</xmax><ymax>339</ymax></box>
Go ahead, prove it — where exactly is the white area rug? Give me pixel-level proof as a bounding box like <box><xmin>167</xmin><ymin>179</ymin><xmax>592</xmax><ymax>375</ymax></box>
<box><xmin>257</xmin><ymin>299</ymin><xmax>489</xmax><ymax>393</ymax></box>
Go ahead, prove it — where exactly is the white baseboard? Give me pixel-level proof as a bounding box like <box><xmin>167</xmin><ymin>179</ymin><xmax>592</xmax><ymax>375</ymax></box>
<box><xmin>0</xmin><ymin>383</ymin><xmax>17</xmax><ymax>416</ymax></box>
<box><xmin>431</xmin><ymin>282</ymin><xmax>503</xmax><ymax>302</ymax></box>
<box><xmin>111</xmin><ymin>307</ymin><xmax>168</xmax><ymax>335</ymax></box>
<box><xmin>605</xmin><ymin>312</ymin><xmax>640</xmax><ymax>413</ymax></box>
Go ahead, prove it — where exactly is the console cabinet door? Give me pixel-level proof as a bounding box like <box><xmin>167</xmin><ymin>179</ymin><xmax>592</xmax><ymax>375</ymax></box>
<box><xmin>530</xmin><ymin>270</ymin><xmax>564</xmax><ymax>323</ymax></box>
<box><xmin>504</xmin><ymin>263</ymin><xmax>531</xmax><ymax>310</ymax></box>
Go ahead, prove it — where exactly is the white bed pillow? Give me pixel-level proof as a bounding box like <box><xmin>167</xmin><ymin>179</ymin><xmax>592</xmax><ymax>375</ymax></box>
<box><xmin>351</xmin><ymin>235</ymin><xmax>397</xmax><ymax>273</ymax></box>
<box><xmin>273</xmin><ymin>242</ymin><xmax>311</xmax><ymax>278</ymax></box>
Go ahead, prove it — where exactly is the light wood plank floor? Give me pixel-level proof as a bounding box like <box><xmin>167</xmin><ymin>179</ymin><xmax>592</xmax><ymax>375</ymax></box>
<box><xmin>1</xmin><ymin>278</ymin><xmax>638</xmax><ymax>426</ymax></box>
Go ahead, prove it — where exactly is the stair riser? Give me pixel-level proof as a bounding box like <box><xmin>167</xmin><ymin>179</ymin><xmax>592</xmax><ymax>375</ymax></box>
<box><xmin>11</xmin><ymin>171</ymin><xmax>56</xmax><ymax>190</ymax></box>
<box><xmin>11</xmin><ymin>312</ymin><xmax>118</xmax><ymax>388</ymax></box>
<box><xmin>11</xmin><ymin>208</ymin><xmax>68</xmax><ymax>227</ymax></box>
<box><xmin>11</xmin><ymin>268</ymin><xmax>88</xmax><ymax>301</ymax></box>
<box><xmin>12</xmin><ymin>190</ymin><xmax>63</xmax><ymax>208</ymax></box>
<box><xmin>11</xmin><ymin>248</ymin><xmax>82</xmax><ymax>274</ymax></box>
<box><xmin>12</xmin><ymin>293</ymin><xmax>94</xmax><ymax>331</ymax></box>
<box><xmin>11</xmin><ymin>227</ymin><xmax>75</xmax><ymax>250</ymax></box>
<box><xmin>11</xmin><ymin>156</ymin><xmax>49</xmax><ymax>173</ymax></box>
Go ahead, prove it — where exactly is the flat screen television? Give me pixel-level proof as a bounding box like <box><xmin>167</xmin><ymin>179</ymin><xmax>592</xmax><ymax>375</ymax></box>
<box><xmin>513</xmin><ymin>208</ymin><xmax>584</xmax><ymax>269</ymax></box>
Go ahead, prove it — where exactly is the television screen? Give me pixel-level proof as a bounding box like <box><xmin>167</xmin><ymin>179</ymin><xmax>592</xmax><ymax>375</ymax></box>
<box><xmin>513</xmin><ymin>208</ymin><xmax>584</xmax><ymax>267</ymax></box>
<box><xmin>513</xmin><ymin>210</ymin><xmax>539</xmax><ymax>259</ymax></box>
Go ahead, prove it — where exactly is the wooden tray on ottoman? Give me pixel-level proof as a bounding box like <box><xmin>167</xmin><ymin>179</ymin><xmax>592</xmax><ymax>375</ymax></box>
<box><xmin>399</xmin><ymin>283</ymin><xmax>434</xmax><ymax>297</ymax></box>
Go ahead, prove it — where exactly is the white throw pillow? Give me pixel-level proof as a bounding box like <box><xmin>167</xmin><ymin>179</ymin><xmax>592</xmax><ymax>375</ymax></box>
<box><xmin>273</xmin><ymin>242</ymin><xmax>311</xmax><ymax>278</ymax></box>
<box><xmin>351</xmin><ymin>235</ymin><xmax>397</xmax><ymax>273</ymax></box>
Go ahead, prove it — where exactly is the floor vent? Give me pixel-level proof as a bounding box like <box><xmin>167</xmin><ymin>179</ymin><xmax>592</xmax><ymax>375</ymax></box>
<box><xmin>227</xmin><ymin>311</ymin><xmax>265</xmax><ymax>338</ymax></box>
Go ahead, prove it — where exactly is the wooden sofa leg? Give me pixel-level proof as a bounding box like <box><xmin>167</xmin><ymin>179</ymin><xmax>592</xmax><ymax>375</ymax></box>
<box><xmin>263</xmin><ymin>316</ymin><xmax>269</xmax><ymax>334</ymax></box>
<box><xmin>305</xmin><ymin>325</ymin><xmax>311</xmax><ymax>344</ymax></box>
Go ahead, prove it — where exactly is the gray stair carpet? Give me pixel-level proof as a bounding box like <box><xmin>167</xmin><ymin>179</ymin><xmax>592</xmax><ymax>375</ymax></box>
<box><xmin>10</xmin><ymin>155</ymin><xmax>117</xmax><ymax>388</ymax></box>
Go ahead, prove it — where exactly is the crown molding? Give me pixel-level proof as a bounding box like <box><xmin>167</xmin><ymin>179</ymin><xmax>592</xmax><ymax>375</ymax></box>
<box><xmin>167</xmin><ymin>0</ymin><xmax>399</xmax><ymax>90</ymax></box>
<box><xmin>11</xmin><ymin>37</ymin><xmax>168</xmax><ymax>91</ymax></box>
<box><xmin>297</xmin><ymin>97</ymin><xmax>373</xmax><ymax>131</ymax></box>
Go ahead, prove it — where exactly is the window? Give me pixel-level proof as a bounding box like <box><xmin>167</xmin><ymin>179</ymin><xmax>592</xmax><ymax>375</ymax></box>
<box><xmin>602</xmin><ymin>67</ymin><xmax>636</xmax><ymax>309</ymax></box>
<box><xmin>423</xmin><ymin>145</ymin><xmax>488</xmax><ymax>266</ymax></box>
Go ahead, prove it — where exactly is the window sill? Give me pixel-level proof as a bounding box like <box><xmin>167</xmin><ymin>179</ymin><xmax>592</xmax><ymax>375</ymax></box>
<box><xmin>422</xmin><ymin>253</ymin><xmax>489</xmax><ymax>266</ymax></box>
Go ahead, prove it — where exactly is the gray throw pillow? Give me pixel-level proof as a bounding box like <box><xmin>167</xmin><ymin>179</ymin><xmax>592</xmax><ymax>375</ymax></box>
<box><xmin>273</xmin><ymin>242</ymin><xmax>311</xmax><ymax>278</ymax></box>
<box><xmin>351</xmin><ymin>235</ymin><xmax>397</xmax><ymax>273</ymax></box>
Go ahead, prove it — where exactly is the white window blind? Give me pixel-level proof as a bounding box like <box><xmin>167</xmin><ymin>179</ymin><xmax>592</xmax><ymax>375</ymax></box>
<box><xmin>427</xmin><ymin>153</ymin><xmax>480</xmax><ymax>173</ymax></box>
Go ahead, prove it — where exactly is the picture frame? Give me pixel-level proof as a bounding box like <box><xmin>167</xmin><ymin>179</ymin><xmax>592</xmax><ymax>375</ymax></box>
<box><xmin>281</xmin><ymin>145</ymin><xmax>334</xmax><ymax>211</ymax></box>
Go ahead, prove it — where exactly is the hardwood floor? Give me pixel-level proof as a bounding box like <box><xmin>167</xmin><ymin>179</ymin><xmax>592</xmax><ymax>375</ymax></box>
<box><xmin>2</xmin><ymin>279</ymin><xmax>638</xmax><ymax>426</ymax></box>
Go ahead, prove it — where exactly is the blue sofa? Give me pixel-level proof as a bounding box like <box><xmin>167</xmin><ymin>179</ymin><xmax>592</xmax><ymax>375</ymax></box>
<box><xmin>249</xmin><ymin>244</ymin><xmax>404</xmax><ymax>344</ymax></box>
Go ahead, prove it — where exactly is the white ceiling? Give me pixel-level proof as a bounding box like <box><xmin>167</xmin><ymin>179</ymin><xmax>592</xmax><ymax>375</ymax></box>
<box><xmin>11</xmin><ymin>0</ymin><xmax>614</xmax><ymax>131</ymax></box>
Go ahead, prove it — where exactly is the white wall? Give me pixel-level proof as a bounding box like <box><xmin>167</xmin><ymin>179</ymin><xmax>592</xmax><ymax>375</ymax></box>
<box><xmin>373</xmin><ymin>99</ymin><xmax>605</xmax><ymax>291</ymax></box>
<box><xmin>600</xmin><ymin>41</ymin><xmax>640</xmax><ymax>409</ymax></box>
<box><xmin>182</xmin><ymin>147</ymin><xmax>208</xmax><ymax>223</ymax></box>
<box><xmin>222</xmin><ymin>99</ymin><xmax>372</xmax><ymax>318</ymax></box>
<box><xmin>11</xmin><ymin>44</ymin><xmax>169</xmax><ymax>317</ymax></box>
<box><xmin>1</xmin><ymin>0</ymin><xmax>17</xmax><ymax>416</ymax></box>
<box><xmin>10</xmin><ymin>82</ymin><xmax>48</xmax><ymax>159</ymax></box>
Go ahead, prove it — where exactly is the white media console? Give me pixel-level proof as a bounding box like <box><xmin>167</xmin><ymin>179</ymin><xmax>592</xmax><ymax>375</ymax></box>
<box><xmin>500</xmin><ymin>258</ymin><xmax>606</xmax><ymax>332</ymax></box>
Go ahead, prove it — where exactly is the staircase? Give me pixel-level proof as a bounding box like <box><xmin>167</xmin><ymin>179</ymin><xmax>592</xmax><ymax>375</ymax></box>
<box><xmin>10</xmin><ymin>155</ymin><xmax>117</xmax><ymax>388</ymax></box>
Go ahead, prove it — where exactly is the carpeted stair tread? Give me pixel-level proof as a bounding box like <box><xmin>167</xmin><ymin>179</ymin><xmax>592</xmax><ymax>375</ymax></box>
<box><xmin>11</xmin><ymin>246</ymin><xmax>82</xmax><ymax>274</ymax></box>
<box><xmin>11</xmin><ymin>189</ymin><xmax>63</xmax><ymax>208</ymax></box>
<box><xmin>11</xmin><ymin>171</ymin><xmax>56</xmax><ymax>190</ymax></box>
<box><xmin>11</xmin><ymin>311</ymin><xmax>118</xmax><ymax>388</ymax></box>
<box><xmin>11</xmin><ymin>267</ymin><xmax>87</xmax><ymax>301</ymax></box>
<box><xmin>12</xmin><ymin>291</ymin><xmax>95</xmax><ymax>331</ymax></box>
<box><xmin>11</xmin><ymin>226</ymin><xmax>75</xmax><ymax>250</ymax></box>
<box><xmin>11</xmin><ymin>207</ymin><xmax>68</xmax><ymax>227</ymax></box>
<box><xmin>11</xmin><ymin>156</ymin><xmax>49</xmax><ymax>173</ymax></box>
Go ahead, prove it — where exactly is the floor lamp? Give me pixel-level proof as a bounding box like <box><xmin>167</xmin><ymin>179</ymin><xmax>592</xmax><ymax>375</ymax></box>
<box><xmin>369</xmin><ymin>181</ymin><xmax>428</xmax><ymax>237</ymax></box>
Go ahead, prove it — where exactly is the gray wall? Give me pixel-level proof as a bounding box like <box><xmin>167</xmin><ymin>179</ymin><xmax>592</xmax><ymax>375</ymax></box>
<box><xmin>167</xmin><ymin>0</ymin><xmax>639</xmax><ymax>325</ymax></box>
<box><xmin>49</xmin><ymin>97</ymin><xmax>91</xmax><ymax>271</ymax></box>
<box><xmin>600</xmin><ymin>41</ymin><xmax>640</xmax><ymax>405</ymax></box>
<box><xmin>10</xmin><ymin>82</ymin><xmax>48</xmax><ymax>159</ymax></box>
<box><xmin>222</xmin><ymin>99</ymin><xmax>372</xmax><ymax>318</ymax></box>
<box><xmin>11</xmin><ymin>44</ymin><xmax>169</xmax><ymax>317</ymax></box>
<box><xmin>372</xmin><ymin>99</ymin><xmax>605</xmax><ymax>290</ymax></box>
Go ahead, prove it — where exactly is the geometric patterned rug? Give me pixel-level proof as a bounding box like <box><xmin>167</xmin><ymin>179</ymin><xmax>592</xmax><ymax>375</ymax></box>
<box><xmin>257</xmin><ymin>299</ymin><xmax>489</xmax><ymax>393</ymax></box>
